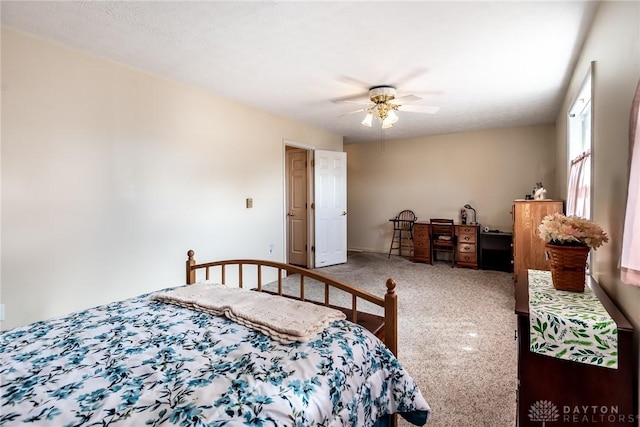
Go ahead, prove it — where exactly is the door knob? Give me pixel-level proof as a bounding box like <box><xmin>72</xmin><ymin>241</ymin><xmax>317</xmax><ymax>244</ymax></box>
<box><xmin>342</xmin><ymin>211</ymin><xmax>347</xmax><ymax>216</ymax></box>
<box><xmin>287</xmin><ymin>212</ymin><xmax>294</xmax><ymax>217</ymax></box>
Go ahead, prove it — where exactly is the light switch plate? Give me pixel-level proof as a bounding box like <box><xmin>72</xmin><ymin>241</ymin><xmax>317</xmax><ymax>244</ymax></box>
<box><xmin>0</xmin><ymin>304</ymin><xmax>4</xmax><ymax>322</ymax></box>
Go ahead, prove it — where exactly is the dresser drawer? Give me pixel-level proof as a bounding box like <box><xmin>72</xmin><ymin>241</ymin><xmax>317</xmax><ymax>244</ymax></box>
<box><xmin>458</xmin><ymin>231</ymin><xmax>477</xmax><ymax>244</ymax></box>
<box><xmin>414</xmin><ymin>240</ymin><xmax>430</xmax><ymax>250</ymax></box>
<box><xmin>413</xmin><ymin>248</ymin><xmax>430</xmax><ymax>258</ymax></box>
<box><xmin>458</xmin><ymin>253</ymin><xmax>476</xmax><ymax>265</ymax></box>
<box><xmin>458</xmin><ymin>243</ymin><xmax>476</xmax><ymax>254</ymax></box>
<box><xmin>458</xmin><ymin>226</ymin><xmax>477</xmax><ymax>235</ymax></box>
<box><xmin>412</xmin><ymin>246</ymin><xmax>431</xmax><ymax>264</ymax></box>
<box><xmin>413</xmin><ymin>231</ymin><xmax>429</xmax><ymax>242</ymax></box>
<box><xmin>413</xmin><ymin>224</ymin><xmax>429</xmax><ymax>242</ymax></box>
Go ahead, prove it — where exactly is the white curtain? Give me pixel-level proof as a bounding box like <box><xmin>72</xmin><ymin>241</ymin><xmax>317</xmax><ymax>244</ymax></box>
<box><xmin>621</xmin><ymin>79</ymin><xmax>640</xmax><ymax>287</ymax></box>
<box><xmin>566</xmin><ymin>151</ymin><xmax>591</xmax><ymax>218</ymax></box>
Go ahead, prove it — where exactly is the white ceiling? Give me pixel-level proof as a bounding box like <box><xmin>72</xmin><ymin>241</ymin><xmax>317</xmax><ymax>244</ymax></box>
<box><xmin>1</xmin><ymin>1</ymin><xmax>600</xmax><ymax>144</ymax></box>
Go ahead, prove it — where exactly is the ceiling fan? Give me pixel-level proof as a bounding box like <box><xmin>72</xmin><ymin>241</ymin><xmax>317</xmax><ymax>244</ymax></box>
<box><xmin>338</xmin><ymin>85</ymin><xmax>440</xmax><ymax>129</ymax></box>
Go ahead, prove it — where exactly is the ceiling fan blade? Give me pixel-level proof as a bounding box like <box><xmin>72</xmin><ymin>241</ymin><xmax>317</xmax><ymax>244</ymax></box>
<box><xmin>332</xmin><ymin>93</ymin><xmax>371</xmax><ymax>104</ymax></box>
<box><xmin>397</xmin><ymin>104</ymin><xmax>440</xmax><ymax>114</ymax></box>
<box><xmin>338</xmin><ymin>108</ymin><xmax>367</xmax><ymax>117</ymax></box>
<box><xmin>336</xmin><ymin>75</ymin><xmax>373</xmax><ymax>90</ymax></box>
<box><xmin>392</xmin><ymin>68</ymin><xmax>429</xmax><ymax>87</ymax></box>
<box><xmin>389</xmin><ymin>94</ymin><xmax>422</xmax><ymax>105</ymax></box>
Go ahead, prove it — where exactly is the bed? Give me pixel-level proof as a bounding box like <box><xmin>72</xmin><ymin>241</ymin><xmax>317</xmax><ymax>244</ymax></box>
<box><xmin>0</xmin><ymin>250</ymin><xmax>430</xmax><ymax>426</ymax></box>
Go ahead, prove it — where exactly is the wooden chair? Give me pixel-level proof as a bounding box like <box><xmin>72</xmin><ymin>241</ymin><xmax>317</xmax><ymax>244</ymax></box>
<box><xmin>388</xmin><ymin>210</ymin><xmax>417</xmax><ymax>258</ymax></box>
<box><xmin>430</xmin><ymin>218</ymin><xmax>456</xmax><ymax>267</ymax></box>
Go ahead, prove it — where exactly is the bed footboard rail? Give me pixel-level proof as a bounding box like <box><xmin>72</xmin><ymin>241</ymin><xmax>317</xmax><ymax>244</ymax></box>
<box><xmin>186</xmin><ymin>250</ymin><xmax>398</xmax><ymax>355</ymax></box>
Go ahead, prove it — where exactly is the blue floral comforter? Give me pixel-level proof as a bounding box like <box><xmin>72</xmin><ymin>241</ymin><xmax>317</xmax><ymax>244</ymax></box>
<box><xmin>1</xmin><ymin>290</ymin><xmax>430</xmax><ymax>426</ymax></box>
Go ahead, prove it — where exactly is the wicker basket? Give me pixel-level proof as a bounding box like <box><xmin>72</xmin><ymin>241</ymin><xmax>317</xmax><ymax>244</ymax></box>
<box><xmin>545</xmin><ymin>243</ymin><xmax>590</xmax><ymax>292</ymax></box>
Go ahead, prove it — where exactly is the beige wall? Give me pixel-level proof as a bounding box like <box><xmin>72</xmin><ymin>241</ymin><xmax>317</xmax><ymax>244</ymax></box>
<box><xmin>0</xmin><ymin>28</ymin><xmax>342</xmax><ymax>329</ymax></box>
<box><xmin>345</xmin><ymin>125</ymin><xmax>556</xmax><ymax>253</ymax></box>
<box><xmin>554</xmin><ymin>1</ymin><xmax>640</xmax><ymax>410</ymax></box>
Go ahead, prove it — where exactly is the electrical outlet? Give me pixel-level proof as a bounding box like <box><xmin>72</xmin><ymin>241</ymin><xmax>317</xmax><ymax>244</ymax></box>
<box><xmin>0</xmin><ymin>304</ymin><xmax>4</xmax><ymax>322</ymax></box>
<box><xmin>246</xmin><ymin>198</ymin><xmax>253</xmax><ymax>209</ymax></box>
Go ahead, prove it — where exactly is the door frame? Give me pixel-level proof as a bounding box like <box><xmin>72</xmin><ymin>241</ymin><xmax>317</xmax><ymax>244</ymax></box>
<box><xmin>283</xmin><ymin>139</ymin><xmax>315</xmax><ymax>268</ymax></box>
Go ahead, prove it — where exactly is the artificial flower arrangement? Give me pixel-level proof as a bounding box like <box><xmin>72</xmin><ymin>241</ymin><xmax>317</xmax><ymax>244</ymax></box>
<box><xmin>538</xmin><ymin>213</ymin><xmax>609</xmax><ymax>250</ymax></box>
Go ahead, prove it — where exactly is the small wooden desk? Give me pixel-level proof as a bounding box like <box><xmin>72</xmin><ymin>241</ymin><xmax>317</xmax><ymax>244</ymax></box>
<box><xmin>412</xmin><ymin>222</ymin><xmax>480</xmax><ymax>269</ymax></box>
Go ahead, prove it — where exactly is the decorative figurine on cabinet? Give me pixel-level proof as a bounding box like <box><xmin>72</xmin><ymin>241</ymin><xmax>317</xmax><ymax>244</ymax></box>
<box><xmin>533</xmin><ymin>182</ymin><xmax>547</xmax><ymax>200</ymax></box>
<box><xmin>460</xmin><ymin>208</ymin><xmax>468</xmax><ymax>224</ymax></box>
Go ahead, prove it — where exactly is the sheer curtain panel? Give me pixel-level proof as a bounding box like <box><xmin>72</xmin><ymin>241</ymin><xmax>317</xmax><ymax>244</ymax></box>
<box><xmin>621</xmin><ymin>79</ymin><xmax>640</xmax><ymax>287</ymax></box>
<box><xmin>566</xmin><ymin>151</ymin><xmax>591</xmax><ymax>218</ymax></box>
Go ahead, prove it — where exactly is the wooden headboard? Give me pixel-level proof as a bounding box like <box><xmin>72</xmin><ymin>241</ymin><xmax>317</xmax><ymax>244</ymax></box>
<box><xmin>185</xmin><ymin>250</ymin><xmax>398</xmax><ymax>356</ymax></box>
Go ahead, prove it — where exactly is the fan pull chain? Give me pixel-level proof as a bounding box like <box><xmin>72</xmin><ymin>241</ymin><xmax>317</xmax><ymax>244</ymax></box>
<box><xmin>380</xmin><ymin>128</ymin><xmax>386</xmax><ymax>154</ymax></box>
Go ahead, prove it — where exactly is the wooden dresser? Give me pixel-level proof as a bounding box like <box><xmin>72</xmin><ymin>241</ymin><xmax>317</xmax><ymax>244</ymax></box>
<box><xmin>456</xmin><ymin>225</ymin><xmax>478</xmax><ymax>269</ymax></box>
<box><xmin>412</xmin><ymin>222</ymin><xmax>431</xmax><ymax>264</ymax></box>
<box><xmin>515</xmin><ymin>271</ymin><xmax>636</xmax><ymax>426</ymax></box>
<box><xmin>512</xmin><ymin>200</ymin><xmax>563</xmax><ymax>285</ymax></box>
<box><xmin>412</xmin><ymin>222</ymin><xmax>479</xmax><ymax>269</ymax></box>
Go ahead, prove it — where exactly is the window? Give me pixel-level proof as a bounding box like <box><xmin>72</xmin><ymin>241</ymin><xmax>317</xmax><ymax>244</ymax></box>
<box><xmin>566</xmin><ymin>66</ymin><xmax>593</xmax><ymax>218</ymax></box>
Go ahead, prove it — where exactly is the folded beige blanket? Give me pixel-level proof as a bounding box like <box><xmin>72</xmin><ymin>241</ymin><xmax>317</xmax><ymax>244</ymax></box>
<box><xmin>154</xmin><ymin>283</ymin><xmax>346</xmax><ymax>344</ymax></box>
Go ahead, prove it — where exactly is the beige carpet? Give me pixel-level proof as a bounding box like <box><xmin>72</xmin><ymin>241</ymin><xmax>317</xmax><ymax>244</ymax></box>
<box><xmin>274</xmin><ymin>251</ymin><xmax>517</xmax><ymax>427</ymax></box>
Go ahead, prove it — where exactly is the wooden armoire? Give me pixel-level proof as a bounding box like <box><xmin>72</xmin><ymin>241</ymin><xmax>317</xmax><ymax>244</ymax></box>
<box><xmin>511</xmin><ymin>200</ymin><xmax>564</xmax><ymax>285</ymax></box>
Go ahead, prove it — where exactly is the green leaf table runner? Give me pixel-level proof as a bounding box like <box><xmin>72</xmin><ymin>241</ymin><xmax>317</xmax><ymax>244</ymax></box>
<box><xmin>528</xmin><ymin>270</ymin><xmax>618</xmax><ymax>369</ymax></box>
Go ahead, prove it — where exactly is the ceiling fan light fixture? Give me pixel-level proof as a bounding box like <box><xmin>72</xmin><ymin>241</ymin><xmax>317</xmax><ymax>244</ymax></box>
<box><xmin>387</xmin><ymin>109</ymin><xmax>399</xmax><ymax>124</ymax></box>
<box><xmin>361</xmin><ymin>111</ymin><xmax>373</xmax><ymax>127</ymax></box>
<box><xmin>381</xmin><ymin>117</ymin><xmax>394</xmax><ymax>129</ymax></box>
<box><xmin>341</xmin><ymin>84</ymin><xmax>439</xmax><ymax>133</ymax></box>
<box><xmin>361</xmin><ymin>103</ymin><xmax>398</xmax><ymax>129</ymax></box>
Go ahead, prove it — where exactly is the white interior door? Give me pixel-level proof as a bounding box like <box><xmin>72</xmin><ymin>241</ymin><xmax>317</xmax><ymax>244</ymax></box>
<box><xmin>314</xmin><ymin>150</ymin><xmax>347</xmax><ymax>267</ymax></box>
